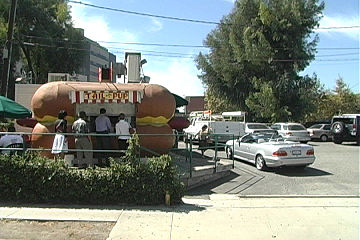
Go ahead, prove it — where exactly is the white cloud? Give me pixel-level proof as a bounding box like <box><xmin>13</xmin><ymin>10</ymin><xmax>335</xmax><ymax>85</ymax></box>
<box><xmin>69</xmin><ymin>2</ymin><xmax>137</xmax><ymax>44</ymax></box>
<box><xmin>69</xmin><ymin>2</ymin><xmax>205</xmax><ymax>97</ymax></box>
<box><xmin>148</xmin><ymin>18</ymin><xmax>163</xmax><ymax>32</ymax></box>
<box><xmin>316</xmin><ymin>15</ymin><xmax>359</xmax><ymax>40</ymax></box>
<box><xmin>145</xmin><ymin>59</ymin><xmax>205</xmax><ymax>97</ymax></box>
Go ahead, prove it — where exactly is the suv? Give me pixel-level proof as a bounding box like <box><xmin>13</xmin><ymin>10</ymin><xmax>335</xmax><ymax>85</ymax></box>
<box><xmin>331</xmin><ymin>114</ymin><xmax>360</xmax><ymax>145</ymax></box>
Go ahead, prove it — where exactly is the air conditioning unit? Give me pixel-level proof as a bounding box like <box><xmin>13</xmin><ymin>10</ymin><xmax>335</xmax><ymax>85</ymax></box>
<box><xmin>48</xmin><ymin>73</ymin><xmax>70</xmax><ymax>82</ymax></box>
<box><xmin>48</xmin><ymin>73</ymin><xmax>87</xmax><ymax>82</ymax></box>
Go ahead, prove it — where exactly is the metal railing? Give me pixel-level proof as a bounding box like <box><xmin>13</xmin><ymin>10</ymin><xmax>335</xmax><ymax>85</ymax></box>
<box><xmin>0</xmin><ymin>131</ymin><xmax>236</xmax><ymax>178</ymax></box>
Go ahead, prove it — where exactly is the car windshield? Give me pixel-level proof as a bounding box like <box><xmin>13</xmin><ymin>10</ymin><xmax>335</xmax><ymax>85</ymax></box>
<box><xmin>309</xmin><ymin>124</ymin><xmax>322</xmax><ymax>129</ymax></box>
<box><xmin>323</xmin><ymin>124</ymin><xmax>331</xmax><ymax>130</ymax></box>
<box><xmin>250</xmin><ymin>133</ymin><xmax>284</xmax><ymax>143</ymax></box>
<box><xmin>288</xmin><ymin>124</ymin><xmax>306</xmax><ymax>130</ymax></box>
<box><xmin>271</xmin><ymin>125</ymin><xmax>281</xmax><ymax>130</ymax></box>
<box><xmin>247</xmin><ymin>124</ymin><xmax>269</xmax><ymax>129</ymax></box>
<box><xmin>332</xmin><ymin>118</ymin><xmax>354</xmax><ymax>124</ymax></box>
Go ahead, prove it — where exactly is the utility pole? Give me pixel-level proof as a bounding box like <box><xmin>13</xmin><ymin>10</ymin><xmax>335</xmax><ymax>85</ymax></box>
<box><xmin>0</xmin><ymin>0</ymin><xmax>18</xmax><ymax>99</ymax></box>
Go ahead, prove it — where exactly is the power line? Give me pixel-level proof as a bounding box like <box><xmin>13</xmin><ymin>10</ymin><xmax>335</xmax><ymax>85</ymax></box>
<box><xmin>22</xmin><ymin>35</ymin><xmax>207</xmax><ymax>48</ymax></box>
<box><xmin>68</xmin><ymin>0</ymin><xmax>220</xmax><ymax>25</ymax></box>
<box><xmin>317</xmin><ymin>26</ymin><xmax>360</xmax><ymax>30</ymax></box>
<box><xmin>22</xmin><ymin>42</ymin><xmax>359</xmax><ymax>62</ymax></box>
<box><xmin>21</xmin><ymin>35</ymin><xmax>360</xmax><ymax>51</ymax></box>
<box><xmin>68</xmin><ymin>0</ymin><xmax>360</xmax><ymax>30</ymax></box>
<box><xmin>106</xmin><ymin>46</ymin><xmax>198</xmax><ymax>56</ymax></box>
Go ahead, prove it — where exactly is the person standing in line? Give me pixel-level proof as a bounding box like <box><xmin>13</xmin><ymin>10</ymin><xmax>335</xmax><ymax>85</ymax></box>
<box><xmin>115</xmin><ymin>113</ymin><xmax>134</xmax><ymax>155</ymax></box>
<box><xmin>51</xmin><ymin>110</ymin><xmax>68</xmax><ymax>159</ymax></box>
<box><xmin>72</xmin><ymin>111</ymin><xmax>93</xmax><ymax>168</ymax></box>
<box><xmin>95</xmin><ymin>108</ymin><xmax>111</xmax><ymax>166</ymax></box>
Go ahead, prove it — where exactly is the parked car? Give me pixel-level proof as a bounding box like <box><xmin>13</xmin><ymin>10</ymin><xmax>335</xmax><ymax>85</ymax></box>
<box><xmin>307</xmin><ymin>124</ymin><xmax>332</xmax><ymax>142</ymax></box>
<box><xmin>270</xmin><ymin>123</ymin><xmax>311</xmax><ymax>143</ymax></box>
<box><xmin>184</xmin><ymin>111</ymin><xmax>246</xmax><ymax>143</ymax></box>
<box><xmin>304</xmin><ymin>120</ymin><xmax>331</xmax><ymax>128</ymax></box>
<box><xmin>245</xmin><ymin>123</ymin><xmax>274</xmax><ymax>134</ymax></box>
<box><xmin>225</xmin><ymin>132</ymin><xmax>315</xmax><ymax>171</ymax></box>
<box><xmin>331</xmin><ymin>114</ymin><xmax>360</xmax><ymax>145</ymax></box>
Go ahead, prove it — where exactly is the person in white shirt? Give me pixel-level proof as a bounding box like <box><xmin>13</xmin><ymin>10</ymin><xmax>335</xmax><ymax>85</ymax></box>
<box><xmin>115</xmin><ymin>113</ymin><xmax>134</xmax><ymax>154</ymax></box>
<box><xmin>0</xmin><ymin>126</ymin><xmax>24</xmax><ymax>154</ymax></box>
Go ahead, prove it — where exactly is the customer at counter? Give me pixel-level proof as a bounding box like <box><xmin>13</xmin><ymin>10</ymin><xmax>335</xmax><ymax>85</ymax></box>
<box><xmin>115</xmin><ymin>113</ymin><xmax>134</xmax><ymax>155</ymax></box>
<box><xmin>72</xmin><ymin>111</ymin><xmax>93</xmax><ymax>168</ymax></box>
<box><xmin>95</xmin><ymin>108</ymin><xmax>111</xmax><ymax>166</ymax></box>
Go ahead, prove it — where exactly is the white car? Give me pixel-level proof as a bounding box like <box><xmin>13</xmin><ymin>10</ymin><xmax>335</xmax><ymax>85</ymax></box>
<box><xmin>225</xmin><ymin>133</ymin><xmax>315</xmax><ymax>171</ymax></box>
<box><xmin>245</xmin><ymin>123</ymin><xmax>274</xmax><ymax>134</ymax></box>
<box><xmin>271</xmin><ymin>123</ymin><xmax>311</xmax><ymax>143</ymax></box>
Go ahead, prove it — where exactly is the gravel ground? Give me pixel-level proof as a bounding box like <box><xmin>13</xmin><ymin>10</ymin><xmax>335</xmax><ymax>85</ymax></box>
<box><xmin>0</xmin><ymin>220</ymin><xmax>115</xmax><ymax>240</ymax></box>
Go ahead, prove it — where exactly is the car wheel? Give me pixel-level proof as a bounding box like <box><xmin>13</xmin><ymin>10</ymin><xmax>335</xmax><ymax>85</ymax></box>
<box><xmin>226</xmin><ymin>147</ymin><xmax>233</xmax><ymax>159</ymax></box>
<box><xmin>331</xmin><ymin>121</ymin><xmax>345</xmax><ymax>135</ymax></box>
<box><xmin>320</xmin><ymin>135</ymin><xmax>328</xmax><ymax>142</ymax></box>
<box><xmin>333</xmin><ymin>136</ymin><xmax>343</xmax><ymax>144</ymax></box>
<box><xmin>255</xmin><ymin>155</ymin><xmax>267</xmax><ymax>171</ymax></box>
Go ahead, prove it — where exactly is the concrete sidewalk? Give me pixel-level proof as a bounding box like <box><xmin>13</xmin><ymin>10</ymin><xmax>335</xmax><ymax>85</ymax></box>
<box><xmin>1</xmin><ymin>196</ymin><xmax>359</xmax><ymax>240</ymax></box>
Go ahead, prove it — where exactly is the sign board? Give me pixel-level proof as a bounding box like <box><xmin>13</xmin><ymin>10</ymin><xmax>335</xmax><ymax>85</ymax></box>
<box><xmin>69</xmin><ymin>90</ymin><xmax>143</xmax><ymax>104</ymax></box>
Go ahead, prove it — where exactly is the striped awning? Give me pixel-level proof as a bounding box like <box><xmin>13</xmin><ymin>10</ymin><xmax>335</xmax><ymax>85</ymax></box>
<box><xmin>69</xmin><ymin>90</ymin><xmax>143</xmax><ymax>104</ymax></box>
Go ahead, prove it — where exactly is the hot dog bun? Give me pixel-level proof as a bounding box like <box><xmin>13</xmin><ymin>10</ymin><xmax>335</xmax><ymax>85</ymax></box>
<box><xmin>31</xmin><ymin>82</ymin><xmax>175</xmax><ymax>124</ymax></box>
<box><xmin>31</xmin><ymin>81</ymin><xmax>176</xmax><ymax>156</ymax></box>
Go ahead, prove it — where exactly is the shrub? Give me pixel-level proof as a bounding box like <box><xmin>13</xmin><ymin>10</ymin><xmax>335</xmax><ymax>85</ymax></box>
<box><xmin>0</xmin><ymin>137</ymin><xmax>184</xmax><ymax>205</ymax></box>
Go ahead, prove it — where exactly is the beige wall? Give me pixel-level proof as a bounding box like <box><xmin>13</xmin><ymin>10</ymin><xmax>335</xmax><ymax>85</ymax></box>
<box><xmin>14</xmin><ymin>84</ymin><xmax>42</xmax><ymax>133</ymax></box>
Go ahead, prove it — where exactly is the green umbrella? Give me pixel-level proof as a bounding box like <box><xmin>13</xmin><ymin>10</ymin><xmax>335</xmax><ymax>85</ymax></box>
<box><xmin>0</xmin><ymin>96</ymin><xmax>32</xmax><ymax>119</ymax></box>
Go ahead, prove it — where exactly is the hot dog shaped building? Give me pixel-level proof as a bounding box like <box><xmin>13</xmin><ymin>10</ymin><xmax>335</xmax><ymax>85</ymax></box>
<box><xmin>31</xmin><ymin>81</ymin><xmax>177</xmax><ymax>157</ymax></box>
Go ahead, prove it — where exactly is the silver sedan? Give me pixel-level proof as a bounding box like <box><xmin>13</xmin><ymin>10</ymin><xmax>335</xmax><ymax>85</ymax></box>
<box><xmin>225</xmin><ymin>133</ymin><xmax>315</xmax><ymax>171</ymax></box>
<box><xmin>307</xmin><ymin>124</ymin><xmax>332</xmax><ymax>142</ymax></box>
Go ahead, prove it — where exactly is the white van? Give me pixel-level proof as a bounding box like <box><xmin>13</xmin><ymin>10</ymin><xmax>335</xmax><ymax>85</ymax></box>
<box><xmin>184</xmin><ymin>111</ymin><xmax>246</xmax><ymax>143</ymax></box>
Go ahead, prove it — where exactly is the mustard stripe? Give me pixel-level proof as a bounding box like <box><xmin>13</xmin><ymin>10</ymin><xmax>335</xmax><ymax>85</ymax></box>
<box><xmin>136</xmin><ymin>122</ymin><xmax>168</xmax><ymax>127</ymax></box>
<box><xmin>136</xmin><ymin>116</ymin><xmax>171</xmax><ymax>124</ymax></box>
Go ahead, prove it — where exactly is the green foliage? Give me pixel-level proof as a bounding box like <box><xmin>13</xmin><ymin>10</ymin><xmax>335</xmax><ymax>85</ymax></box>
<box><xmin>0</xmin><ymin>119</ymin><xmax>13</xmax><ymax>131</ymax></box>
<box><xmin>0</xmin><ymin>0</ymin><xmax>86</xmax><ymax>83</ymax></box>
<box><xmin>306</xmin><ymin>76</ymin><xmax>360</xmax><ymax>121</ymax></box>
<box><xmin>0</xmin><ymin>146</ymin><xmax>184</xmax><ymax>205</ymax></box>
<box><xmin>123</xmin><ymin>133</ymin><xmax>140</xmax><ymax>166</ymax></box>
<box><xmin>196</xmin><ymin>0</ymin><xmax>325</xmax><ymax>122</ymax></box>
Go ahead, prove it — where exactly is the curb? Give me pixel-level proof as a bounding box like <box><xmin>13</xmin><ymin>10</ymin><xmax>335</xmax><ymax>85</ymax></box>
<box><xmin>235</xmin><ymin>195</ymin><xmax>360</xmax><ymax>198</ymax></box>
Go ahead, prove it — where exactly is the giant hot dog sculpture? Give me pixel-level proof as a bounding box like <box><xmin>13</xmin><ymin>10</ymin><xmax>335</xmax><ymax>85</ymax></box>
<box><xmin>31</xmin><ymin>81</ymin><xmax>176</xmax><ymax>157</ymax></box>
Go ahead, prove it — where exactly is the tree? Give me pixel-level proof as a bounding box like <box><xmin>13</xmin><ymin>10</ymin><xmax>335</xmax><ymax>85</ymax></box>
<box><xmin>196</xmin><ymin>0</ymin><xmax>324</xmax><ymax>122</ymax></box>
<box><xmin>0</xmin><ymin>0</ymin><xmax>86</xmax><ymax>97</ymax></box>
<box><xmin>309</xmin><ymin>76</ymin><xmax>360</xmax><ymax>121</ymax></box>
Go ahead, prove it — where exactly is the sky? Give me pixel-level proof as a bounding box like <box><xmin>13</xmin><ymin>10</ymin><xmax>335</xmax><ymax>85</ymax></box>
<box><xmin>69</xmin><ymin>0</ymin><xmax>359</xmax><ymax>97</ymax></box>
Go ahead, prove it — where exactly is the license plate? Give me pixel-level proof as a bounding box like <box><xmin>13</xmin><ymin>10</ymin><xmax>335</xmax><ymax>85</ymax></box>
<box><xmin>292</xmin><ymin>150</ymin><xmax>301</xmax><ymax>155</ymax></box>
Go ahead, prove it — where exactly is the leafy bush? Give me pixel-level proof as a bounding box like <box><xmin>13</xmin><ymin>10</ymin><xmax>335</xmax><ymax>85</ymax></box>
<box><xmin>0</xmin><ymin>136</ymin><xmax>184</xmax><ymax>205</ymax></box>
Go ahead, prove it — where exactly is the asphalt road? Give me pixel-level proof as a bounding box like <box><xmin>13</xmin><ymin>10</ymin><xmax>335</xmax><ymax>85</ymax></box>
<box><xmin>186</xmin><ymin>141</ymin><xmax>359</xmax><ymax>196</ymax></box>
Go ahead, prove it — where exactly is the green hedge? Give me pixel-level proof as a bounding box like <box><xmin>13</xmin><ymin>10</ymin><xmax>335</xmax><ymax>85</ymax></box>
<box><xmin>0</xmin><ymin>152</ymin><xmax>184</xmax><ymax>205</ymax></box>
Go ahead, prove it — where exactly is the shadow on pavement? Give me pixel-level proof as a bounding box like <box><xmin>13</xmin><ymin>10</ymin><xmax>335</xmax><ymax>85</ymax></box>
<box><xmin>185</xmin><ymin>170</ymin><xmax>241</xmax><ymax>197</ymax></box>
<box><xmin>0</xmin><ymin>201</ymin><xmax>207</xmax><ymax>213</ymax></box>
<box><xmin>272</xmin><ymin>166</ymin><xmax>333</xmax><ymax>177</ymax></box>
<box><xmin>340</xmin><ymin>143</ymin><xmax>360</xmax><ymax>147</ymax></box>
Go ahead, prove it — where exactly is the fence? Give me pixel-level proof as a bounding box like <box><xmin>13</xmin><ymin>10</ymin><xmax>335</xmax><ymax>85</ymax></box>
<box><xmin>0</xmin><ymin>131</ymin><xmax>236</xmax><ymax>178</ymax></box>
